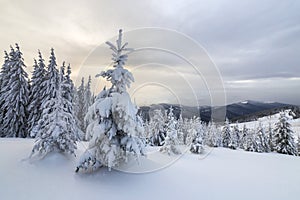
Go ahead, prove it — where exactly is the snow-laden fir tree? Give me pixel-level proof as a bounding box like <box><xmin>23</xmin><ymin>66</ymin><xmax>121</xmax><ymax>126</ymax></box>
<box><xmin>229</xmin><ymin>124</ymin><xmax>239</xmax><ymax>149</ymax></box>
<box><xmin>190</xmin><ymin>132</ymin><xmax>204</xmax><ymax>154</ymax></box>
<box><xmin>182</xmin><ymin>118</ymin><xmax>191</xmax><ymax>145</ymax></box>
<box><xmin>273</xmin><ymin>112</ymin><xmax>297</xmax><ymax>155</ymax></box>
<box><xmin>298</xmin><ymin>135</ymin><xmax>300</xmax><ymax>156</ymax></box>
<box><xmin>244</xmin><ymin>129</ymin><xmax>256</xmax><ymax>152</ymax></box>
<box><xmin>65</xmin><ymin>64</ymin><xmax>74</xmax><ymax>99</ymax></box>
<box><xmin>194</xmin><ymin>117</ymin><xmax>206</xmax><ymax>144</ymax></box>
<box><xmin>185</xmin><ymin>117</ymin><xmax>199</xmax><ymax>145</ymax></box>
<box><xmin>0</xmin><ymin>50</ymin><xmax>10</xmax><ymax>136</ymax></box>
<box><xmin>240</xmin><ymin>124</ymin><xmax>249</xmax><ymax>149</ymax></box>
<box><xmin>28</xmin><ymin>51</ymin><xmax>47</xmax><ymax>137</ymax></box>
<box><xmin>30</xmin><ymin>50</ymin><xmax>77</xmax><ymax>158</ymax></box>
<box><xmin>254</xmin><ymin>122</ymin><xmax>270</xmax><ymax>153</ymax></box>
<box><xmin>267</xmin><ymin>121</ymin><xmax>274</xmax><ymax>152</ymax></box>
<box><xmin>222</xmin><ymin>118</ymin><xmax>232</xmax><ymax>148</ymax></box>
<box><xmin>206</xmin><ymin>122</ymin><xmax>221</xmax><ymax>147</ymax></box>
<box><xmin>160</xmin><ymin>107</ymin><xmax>181</xmax><ymax>155</ymax></box>
<box><xmin>76</xmin><ymin>29</ymin><xmax>145</xmax><ymax>172</ymax></box>
<box><xmin>76</xmin><ymin>77</ymin><xmax>86</xmax><ymax>132</ymax></box>
<box><xmin>84</xmin><ymin>75</ymin><xmax>92</xmax><ymax>113</ymax></box>
<box><xmin>190</xmin><ymin>120</ymin><xmax>204</xmax><ymax>154</ymax></box>
<box><xmin>148</xmin><ymin>109</ymin><xmax>167</xmax><ymax>146</ymax></box>
<box><xmin>63</xmin><ymin>63</ymin><xmax>84</xmax><ymax>141</ymax></box>
<box><xmin>1</xmin><ymin>44</ymin><xmax>29</xmax><ymax>138</ymax></box>
<box><xmin>177</xmin><ymin>114</ymin><xmax>184</xmax><ymax>145</ymax></box>
<box><xmin>83</xmin><ymin>75</ymin><xmax>93</xmax><ymax>139</ymax></box>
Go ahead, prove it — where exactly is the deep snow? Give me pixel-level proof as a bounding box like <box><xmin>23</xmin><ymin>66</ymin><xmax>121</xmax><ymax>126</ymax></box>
<box><xmin>0</xmin><ymin>138</ymin><xmax>299</xmax><ymax>200</ymax></box>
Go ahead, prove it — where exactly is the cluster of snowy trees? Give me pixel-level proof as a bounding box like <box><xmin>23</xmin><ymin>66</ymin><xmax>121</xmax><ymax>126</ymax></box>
<box><xmin>0</xmin><ymin>44</ymin><xmax>80</xmax><ymax>157</ymax></box>
<box><xmin>145</xmin><ymin>109</ymin><xmax>300</xmax><ymax>156</ymax></box>
<box><xmin>0</xmin><ymin>45</ymin><xmax>93</xmax><ymax>139</ymax></box>
<box><xmin>1</xmin><ymin>30</ymin><xmax>146</xmax><ymax>170</ymax></box>
<box><xmin>0</xmin><ymin>44</ymin><xmax>96</xmax><ymax>159</ymax></box>
<box><xmin>145</xmin><ymin>108</ymin><xmax>205</xmax><ymax>154</ymax></box>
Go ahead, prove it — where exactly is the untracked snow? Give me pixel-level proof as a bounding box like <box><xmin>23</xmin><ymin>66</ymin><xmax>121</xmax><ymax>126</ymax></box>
<box><xmin>0</xmin><ymin>138</ymin><xmax>300</xmax><ymax>200</ymax></box>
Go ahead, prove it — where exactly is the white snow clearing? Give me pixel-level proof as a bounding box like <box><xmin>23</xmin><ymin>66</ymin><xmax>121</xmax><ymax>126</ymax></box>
<box><xmin>1</xmin><ymin>138</ymin><xmax>299</xmax><ymax>200</ymax></box>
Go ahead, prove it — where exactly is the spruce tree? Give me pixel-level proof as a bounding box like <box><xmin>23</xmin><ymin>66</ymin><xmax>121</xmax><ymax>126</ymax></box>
<box><xmin>76</xmin><ymin>77</ymin><xmax>85</xmax><ymax>131</ymax></box>
<box><xmin>267</xmin><ymin>122</ymin><xmax>274</xmax><ymax>151</ymax></box>
<box><xmin>65</xmin><ymin>63</ymin><xmax>75</xmax><ymax>102</ymax></box>
<box><xmin>177</xmin><ymin>114</ymin><xmax>184</xmax><ymax>145</ymax></box>
<box><xmin>0</xmin><ymin>50</ymin><xmax>10</xmax><ymax>136</ymax></box>
<box><xmin>297</xmin><ymin>135</ymin><xmax>300</xmax><ymax>156</ymax></box>
<box><xmin>190</xmin><ymin>131</ymin><xmax>204</xmax><ymax>154</ymax></box>
<box><xmin>222</xmin><ymin>118</ymin><xmax>231</xmax><ymax>148</ymax></box>
<box><xmin>240</xmin><ymin>124</ymin><xmax>248</xmax><ymax>149</ymax></box>
<box><xmin>2</xmin><ymin>44</ymin><xmax>29</xmax><ymax>138</ymax></box>
<box><xmin>190</xmin><ymin>118</ymin><xmax>204</xmax><ymax>154</ymax></box>
<box><xmin>273</xmin><ymin>112</ymin><xmax>297</xmax><ymax>155</ymax></box>
<box><xmin>244</xmin><ymin>129</ymin><xmax>256</xmax><ymax>152</ymax></box>
<box><xmin>229</xmin><ymin>124</ymin><xmax>239</xmax><ymax>149</ymax></box>
<box><xmin>255</xmin><ymin>122</ymin><xmax>270</xmax><ymax>153</ymax></box>
<box><xmin>30</xmin><ymin>51</ymin><xmax>77</xmax><ymax>158</ymax></box>
<box><xmin>148</xmin><ymin>109</ymin><xmax>167</xmax><ymax>146</ymax></box>
<box><xmin>182</xmin><ymin>118</ymin><xmax>190</xmax><ymax>145</ymax></box>
<box><xmin>185</xmin><ymin>117</ymin><xmax>198</xmax><ymax>145</ymax></box>
<box><xmin>160</xmin><ymin>107</ymin><xmax>181</xmax><ymax>155</ymax></box>
<box><xmin>28</xmin><ymin>51</ymin><xmax>47</xmax><ymax>137</ymax></box>
<box><xmin>76</xmin><ymin>29</ymin><xmax>145</xmax><ymax>172</ymax></box>
<box><xmin>84</xmin><ymin>75</ymin><xmax>92</xmax><ymax>113</ymax></box>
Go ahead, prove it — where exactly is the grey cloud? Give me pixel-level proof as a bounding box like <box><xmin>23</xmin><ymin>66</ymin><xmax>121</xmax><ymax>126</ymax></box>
<box><xmin>0</xmin><ymin>0</ymin><xmax>299</xmax><ymax>105</ymax></box>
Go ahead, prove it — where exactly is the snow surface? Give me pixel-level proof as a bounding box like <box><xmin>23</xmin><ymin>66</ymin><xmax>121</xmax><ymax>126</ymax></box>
<box><xmin>1</xmin><ymin>138</ymin><xmax>300</xmax><ymax>200</ymax></box>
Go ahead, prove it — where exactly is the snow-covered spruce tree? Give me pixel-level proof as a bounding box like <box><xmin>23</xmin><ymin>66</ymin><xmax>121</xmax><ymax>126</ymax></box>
<box><xmin>185</xmin><ymin>117</ymin><xmax>199</xmax><ymax>145</ymax></box>
<box><xmin>62</xmin><ymin>63</ymin><xmax>84</xmax><ymax>140</ymax></box>
<box><xmin>190</xmin><ymin>119</ymin><xmax>204</xmax><ymax>154</ymax></box>
<box><xmin>76</xmin><ymin>29</ymin><xmax>145</xmax><ymax>172</ymax></box>
<box><xmin>64</xmin><ymin>63</ymin><xmax>75</xmax><ymax>102</ymax></box>
<box><xmin>190</xmin><ymin>131</ymin><xmax>204</xmax><ymax>154</ymax></box>
<box><xmin>82</xmin><ymin>75</ymin><xmax>93</xmax><ymax>139</ymax></box>
<box><xmin>240</xmin><ymin>124</ymin><xmax>248</xmax><ymax>149</ymax></box>
<box><xmin>2</xmin><ymin>44</ymin><xmax>29</xmax><ymax>138</ymax></box>
<box><xmin>160</xmin><ymin>107</ymin><xmax>181</xmax><ymax>155</ymax></box>
<box><xmin>233</xmin><ymin>124</ymin><xmax>241</xmax><ymax>146</ymax></box>
<box><xmin>273</xmin><ymin>112</ymin><xmax>297</xmax><ymax>155</ymax></box>
<box><xmin>228</xmin><ymin>124</ymin><xmax>239</xmax><ymax>149</ymax></box>
<box><xmin>267</xmin><ymin>122</ymin><xmax>274</xmax><ymax>152</ymax></box>
<box><xmin>177</xmin><ymin>114</ymin><xmax>184</xmax><ymax>145</ymax></box>
<box><xmin>76</xmin><ymin>77</ymin><xmax>86</xmax><ymax>132</ymax></box>
<box><xmin>148</xmin><ymin>109</ymin><xmax>167</xmax><ymax>146</ymax></box>
<box><xmin>221</xmin><ymin>118</ymin><xmax>232</xmax><ymax>148</ymax></box>
<box><xmin>28</xmin><ymin>51</ymin><xmax>47</xmax><ymax>137</ymax></box>
<box><xmin>298</xmin><ymin>135</ymin><xmax>300</xmax><ymax>156</ymax></box>
<box><xmin>30</xmin><ymin>49</ymin><xmax>77</xmax><ymax>158</ymax></box>
<box><xmin>84</xmin><ymin>75</ymin><xmax>92</xmax><ymax>113</ymax></box>
<box><xmin>194</xmin><ymin>117</ymin><xmax>206</xmax><ymax>144</ymax></box>
<box><xmin>254</xmin><ymin>122</ymin><xmax>270</xmax><ymax>153</ymax></box>
<box><xmin>181</xmin><ymin>118</ymin><xmax>190</xmax><ymax>145</ymax></box>
<box><xmin>244</xmin><ymin>129</ymin><xmax>256</xmax><ymax>152</ymax></box>
<box><xmin>0</xmin><ymin>50</ymin><xmax>11</xmax><ymax>136</ymax></box>
<box><xmin>206</xmin><ymin>122</ymin><xmax>220</xmax><ymax>147</ymax></box>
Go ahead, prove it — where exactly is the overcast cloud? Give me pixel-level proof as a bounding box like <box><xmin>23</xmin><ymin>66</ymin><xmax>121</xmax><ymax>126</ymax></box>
<box><xmin>0</xmin><ymin>0</ymin><xmax>299</xmax><ymax>106</ymax></box>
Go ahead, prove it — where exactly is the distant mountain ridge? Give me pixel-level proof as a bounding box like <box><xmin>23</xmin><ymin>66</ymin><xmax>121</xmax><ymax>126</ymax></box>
<box><xmin>138</xmin><ymin>100</ymin><xmax>300</xmax><ymax>123</ymax></box>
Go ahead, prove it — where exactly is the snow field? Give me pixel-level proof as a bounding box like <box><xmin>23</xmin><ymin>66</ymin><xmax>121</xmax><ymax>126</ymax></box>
<box><xmin>1</xmin><ymin>138</ymin><xmax>299</xmax><ymax>200</ymax></box>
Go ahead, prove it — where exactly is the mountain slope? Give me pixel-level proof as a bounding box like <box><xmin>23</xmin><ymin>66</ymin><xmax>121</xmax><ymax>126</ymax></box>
<box><xmin>139</xmin><ymin>100</ymin><xmax>300</xmax><ymax>122</ymax></box>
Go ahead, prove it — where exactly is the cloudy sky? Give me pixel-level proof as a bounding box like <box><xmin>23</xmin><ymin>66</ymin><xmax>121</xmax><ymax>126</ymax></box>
<box><xmin>0</xmin><ymin>0</ymin><xmax>299</xmax><ymax>106</ymax></box>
